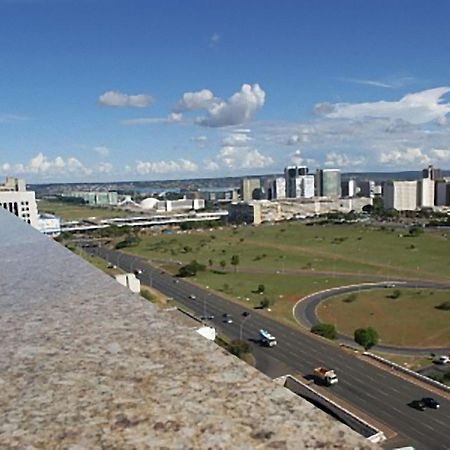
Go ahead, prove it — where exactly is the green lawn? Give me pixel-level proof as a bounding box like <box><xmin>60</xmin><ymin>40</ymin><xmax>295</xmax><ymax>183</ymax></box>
<box><xmin>125</xmin><ymin>222</ymin><xmax>450</xmax><ymax>281</ymax></box>
<box><xmin>37</xmin><ymin>200</ymin><xmax>132</xmax><ymax>221</ymax></box>
<box><xmin>317</xmin><ymin>288</ymin><xmax>450</xmax><ymax>347</ymax></box>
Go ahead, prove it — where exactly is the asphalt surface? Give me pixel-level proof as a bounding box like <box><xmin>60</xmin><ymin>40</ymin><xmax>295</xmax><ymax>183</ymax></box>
<box><xmin>293</xmin><ymin>281</ymin><xmax>450</xmax><ymax>355</ymax></box>
<box><xmin>87</xmin><ymin>246</ymin><xmax>450</xmax><ymax>450</ymax></box>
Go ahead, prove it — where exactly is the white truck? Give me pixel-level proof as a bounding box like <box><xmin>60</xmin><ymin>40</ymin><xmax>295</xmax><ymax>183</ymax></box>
<box><xmin>313</xmin><ymin>367</ymin><xmax>338</xmax><ymax>386</ymax></box>
<box><xmin>259</xmin><ymin>329</ymin><xmax>277</xmax><ymax>347</ymax></box>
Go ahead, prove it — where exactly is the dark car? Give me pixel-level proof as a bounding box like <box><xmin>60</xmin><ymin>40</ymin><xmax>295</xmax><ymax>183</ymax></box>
<box><xmin>408</xmin><ymin>400</ymin><xmax>425</xmax><ymax>411</ymax></box>
<box><xmin>422</xmin><ymin>397</ymin><xmax>440</xmax><ymax>409</ymax></box>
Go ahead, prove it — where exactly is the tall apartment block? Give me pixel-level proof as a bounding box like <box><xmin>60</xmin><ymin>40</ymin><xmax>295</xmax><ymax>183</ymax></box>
<box><xmin>0</xmin><ymin>177</ymin><xmax>39</xmax><ymax>228</ymax></box>
<box><xmin>284</xmin><ymin>165</ymin><xmax>314</xmax><ymax>198</ymax></box>
<box><xmin>315</xmin><ymin>169</ymin><xmax>341</xmax><ymax>197</ymax></box>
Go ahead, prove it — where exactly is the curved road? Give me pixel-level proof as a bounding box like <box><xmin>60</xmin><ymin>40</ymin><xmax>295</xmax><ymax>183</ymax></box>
<box><xmin>293</xmin><ymin>282</ymin><xmax>450</xmax><ymax>355</ymax></box>
<box><xmin>85</xmin><ymin>246</ymin><xmax>450</xmax><ymax>450</ymax></box>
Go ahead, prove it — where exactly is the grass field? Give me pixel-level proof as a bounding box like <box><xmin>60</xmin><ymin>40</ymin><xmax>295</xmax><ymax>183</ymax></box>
<box><xmin>126</xmin><ymin>222</ymin><xmax>450</xmax><ymax>281</ymax></box>
<box><xmin>112</xmin><ymin>221</ymin><xmax>450</xmax><ymax>346</ymax></box>
<box><xmin>317</xmin><ymin>288</ymin><xmax>450</xmax><ymax>347</ymax></box>
<box><xmin>37</xmin><ymin>200</ymin><xmax>132</xmax><ymax>221</ymax></box>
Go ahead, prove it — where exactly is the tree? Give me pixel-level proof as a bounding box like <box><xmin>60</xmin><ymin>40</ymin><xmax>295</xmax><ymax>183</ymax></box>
<box><xmin>230</xmin><ymin>254</ymin><xmax>240</xmax><ymax>272</ymax></box>
<box><xmin>220</xmin><ymin>259</ymin><xmax>227</xmax><ymax>270</ymax></box>
<box><xmin>208</xmin><ymin>258</ymin><xmax>214</xmax><ymax>268</ymax></box>
<box><xmin>229</xmin><ymin>340</ymin><xmax>251</xmax><ymax>358</ymax></box>
<box><xmin>257</xmin><ymin>284</ymin><xmax>265</xmax><ymax>293</ymax></box>
<box><xmin>260</xmin><ymin>297</ymin><xmax>272</xmax><ymax>309</ymax></box>
<box><xmin>177</xmin><ymin>260</ymin><xmax>206</xmax><ymax>277</ymax></box>
<box><xmin>310</xmin><ymin>323</ymin><xmax>337</xmax><ymax>340</ymax></box>
<box><xmin>354</xmin><ymin>327</ymin><xmax>379</xmax><ymax>350</ymax></box>
<box><xmin>390</xmin><ymin>289</ymin><xmax>401</xmax><ymax>299</ymax></box>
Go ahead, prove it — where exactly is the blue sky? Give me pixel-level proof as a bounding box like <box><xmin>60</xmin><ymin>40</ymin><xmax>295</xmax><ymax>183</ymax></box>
<box><xmin>1</xmin><ymin>0</ymin><xmax>450</xmax><ymax>182</ymax></box>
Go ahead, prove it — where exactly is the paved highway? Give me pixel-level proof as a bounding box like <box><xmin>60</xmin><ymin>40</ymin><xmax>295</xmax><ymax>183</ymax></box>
<box><xmin>87</xmin><ymin>246</ymin><xmax>450</xmax><ymax>450</ymax></box>
<box><xmin>293</xmin><ymin>282</ymin><xmax>450</xmax><ymax>355</ymax></box>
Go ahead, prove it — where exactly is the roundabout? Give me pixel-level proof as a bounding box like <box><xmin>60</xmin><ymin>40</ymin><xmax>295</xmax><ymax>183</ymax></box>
<box><xmin>293</xmin><ymin>280</ymin><xmax>450</xmax><ymax>355</ymax></box>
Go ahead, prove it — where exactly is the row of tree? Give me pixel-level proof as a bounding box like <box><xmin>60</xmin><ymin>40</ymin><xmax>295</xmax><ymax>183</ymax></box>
<box><xmin>311</xmin><ymin>323</ymin><xmax>379</xmax><ymax>349</ymax></box>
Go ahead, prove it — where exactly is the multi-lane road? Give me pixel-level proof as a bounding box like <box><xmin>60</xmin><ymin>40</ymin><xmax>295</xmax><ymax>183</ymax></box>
<box><xmin>86</xmin><ymin>246</ymin><xmax>450</xmax><ymax>450</ymax></box>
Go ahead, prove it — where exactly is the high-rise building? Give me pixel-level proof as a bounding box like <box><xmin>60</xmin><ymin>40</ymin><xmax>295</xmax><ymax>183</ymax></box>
<box><xmin>435</xmin><ymin>180</ymin><xmax>450</xmax><ymax>206</ymax></box>
<box><xmin>422</xmin><ymin>164</ymin><xmax>442</xmax><ymax>181</ymax></box>
<box><xmin>240</xmin><ymin>177</ymin><xmax>261</xmax><ymax>202</ymax></box>
<box><xmin>383</xmin><ymin>181</ymin><xmax>417</xmax><ymax>211</ymax></box>
<box><xmin>265</xmin><ymin>177</ymin><xmax>286</xmax><ymax>200</ymax></box>
<box><xmin>417</xmin><ymin>178</ymin><xmax>435</xmax><ymax>208</ymax></box>
<box><xmin>341</xmin><ymin>179</ymin><xmax>356</xmax><ymax>197</ymax></box>
<box><xmin>357</xmin><ymin>180</ymin><xmax>375</xmax><ymax>198</ymax></box>
<box><xmin>284</xmin><ymin>166</ymin><xmax>313</xmax><ymax>198</ymax></box>
<box><xmin>0</xmin><ymin>177</ymin><xmax>38</xmax><ymax>228</ymax></box>
<box><xmin>316</xmin><ymin>169</ymin><xmax>341</xmax><ymax>198</ymax></box>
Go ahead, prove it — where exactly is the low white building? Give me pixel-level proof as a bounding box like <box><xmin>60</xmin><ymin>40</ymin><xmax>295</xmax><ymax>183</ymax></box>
<box><xmin>0</xmin><ymin>177</ymin><xmax>39</xmax><ymax>228</ymax></box>
<box><xmin>37</xmin><ymin>213</ymin><xmax>61</xmax><ymax>237</ymax></box>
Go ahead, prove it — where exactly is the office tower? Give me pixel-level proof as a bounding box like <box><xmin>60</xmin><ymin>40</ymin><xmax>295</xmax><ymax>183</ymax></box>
<box><xmin>422</xmin><ymin>165</ymin><xmax>442</xmax><ymax>181</ymax></box>
<box><xmin>417</xmin><ymin>178</ymin><xmax>435</xmax><ymax>208</ymax></box>
<box><xmin>341</xmin><ymin>179</ymin><xmax>356</xmax><ymax>197</ymax></box>
<box><xmin>383</xmin><ymin>181</ymin><xmax>418</xmax><ymax>211</ymax></box>
<box><xmin>240</xmin><ymin>177</ymin><xmax>261</xmax><ymax>202</ymax></box>
<box><xmin>284</xmin><ymin>166</ymin><xmax>313</xmax><ymax>198</ymax></box>
<box><xmin>316</xmin><ymin>169</ymin><xmax>341</xmax><ymax>198</ymax></box>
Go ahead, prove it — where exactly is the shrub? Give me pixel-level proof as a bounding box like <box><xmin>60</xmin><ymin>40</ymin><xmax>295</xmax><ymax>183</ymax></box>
<box><xmin>229</xmin><ymin>340</ymin><xmax>251</xmax><ymax>357</ymax></box>
<box><xmin>389</xmin><ymin>289</ymin><xmax>401</xmax><ymax>299</ymax></box>
<box><xmin>354</xmin><ymin>327</ymin><xmax>379</xmax><ymax>349</ymax></box>
<box><xmin>343</xmin><ymin>293</ymin><xmax>358</xmax><ymax>303</ymax></box>
<box><xmin>310</xmin><ymin>323</ymin><xmax>337</xmax><ymax>340</ymax></box>
<box><xmin>177</xmin><ymin>260</ymin><xmax>206</xmax><ymax>277</ymax></box>
<box><xmin>435</xmin><ymin>301</ymin><xmax>450</xmax><ymax>311</ymax></box>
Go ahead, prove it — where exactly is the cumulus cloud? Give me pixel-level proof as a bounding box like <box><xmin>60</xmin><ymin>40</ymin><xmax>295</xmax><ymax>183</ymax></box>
<box><xmin>175</xmin><ymin>89</ymin><xmax>216</xmax><ymax>112</ymax></box>
<box><xmin>325</xmin><ymin>151</ymin><xmax>365</xmax><ymax>168</ymax></box>
<box><xmin>98</xmin><ymin>162</ymin><xmax>113</xmax><ymax>173</ymax></box>
<box><xmin>135</xmin><ymin>159</ymin><xmax>198</xmax><ymax>175</ymax></box>
<box><xmin>174</xmin><ymin>84</ymin><xmax>265</xmax><ymax>128</ymax></box>
<box><xmin>430</xmin><ymin>148</ymin><xmax>450</xmax><ymax>161</ymax></box>
<box><xmin>222</xmin><ymin>132</ymin><xmax>253</xmax><ymax>146</ymax></box>
<box><xmin>217</xmin><ymin>146</ymin><xmax>273</xmax><ymax>169</ymax></box>
<box><xmin>191</xmin><ymin>136</ymin><xmax>208</xmax><ymax>147</ymax></box>
<box><xmin>93</xmin><ymin>146</ymin><xmax>110</xmax><ymax>157</ymax></box>
<box><xmin>0</xmin><ymin>152</ymin><xmax>93</xmax><ymax>177</ymax></box>
<box><xmin>379</xmin><ymin>147</ymin><xmax>431</xmax><ymax>166</ymax></box>
<box><xmin>98</xmin><ymin>90</ymin><xmax>153</xmax><ymax>108</ymax></box>
<box><xmin>204</xmin><ymin>160</ymin><xmax>219</xmax><ymax>171</ymax></box>
<box><xmin>122</xmin><ymin>112</ymin><xmax>182</xmax><ymax>126</ymax></box>
<box><xmin>290</xmin><ymin>150</ymin><xmax>304</xmax><ymax>166</ymax></box>
<box><xmin>314</xmin><ymin>87</ymin><xmax>450</xmax><ymax>124</ymax></box>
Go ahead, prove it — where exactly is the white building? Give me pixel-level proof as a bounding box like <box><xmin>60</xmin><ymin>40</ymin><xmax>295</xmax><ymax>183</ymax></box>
<box><xmin>140</xmin><ymin>197</ymin><xmax>205</xmax><ymax>212</ymax></box>
<box><xmin>37</xmin><ymin>213</ymin><xmax>61</xmax><ymax>237</ymax></box>
<box><xmin>383</xmin><ymin>181</ymin><xmax>417</xmax><ymax>211</ymax></box>
<box><xmin>0</xmin><ymin>177</ymin><xmax>39</xmax><ymax>228</ymax></box>
<box><xmin>298</xmin><ymin>175</ymin><xmax>315</xmax><ymax>198</ymax></box>
<box><xmin>417</xmin><ymin>178</ymin><xmax>434</xmax><ymax>208</ymax></box>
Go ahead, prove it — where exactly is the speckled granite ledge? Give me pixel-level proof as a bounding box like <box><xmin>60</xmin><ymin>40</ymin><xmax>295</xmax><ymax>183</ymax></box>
<box><xmin>0</xmin><ymin>211</ymin><xmax>374</xmax><ymax>449</ymax></box>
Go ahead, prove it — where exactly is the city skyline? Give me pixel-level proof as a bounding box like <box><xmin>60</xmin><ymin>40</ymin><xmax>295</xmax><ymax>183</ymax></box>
<box><xmin>2</xmin><ymin>0</ymin><xmax>450</xmax><ymax>182</ymax></box>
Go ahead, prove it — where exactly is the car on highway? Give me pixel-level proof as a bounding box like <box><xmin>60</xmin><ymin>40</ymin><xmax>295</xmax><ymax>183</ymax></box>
<box><xmin>433</xmin><ymin>355</ymin><xmax>450</xmax><ymax>364</ymax></box>
<box><xmin>134</xmin><ymin>269</ymin><xmax>143</xmax><ymax>275</ymax></box>
<box><xmin>223</xmin><ymin>313</ymin><xmax>233</xmax><ymax>324</ymax></box>
<box><xmin>408</xmin><ymin>400</ymin><xmax>426</xmax><ymax>411</ymax></box>
<box><xmin>201</xmin><ymin>315</ymin><xmax>215</xmax><ymax>321</ymax></box>
<box><xmin>188</xmin><ymin>294</ymin><xmax>196</xmax><ymax>300</ymax></box>
<box><xmin>422</xmin><ymin>397</ymin><xmax>440</xmax><ymax>409</ymax></box>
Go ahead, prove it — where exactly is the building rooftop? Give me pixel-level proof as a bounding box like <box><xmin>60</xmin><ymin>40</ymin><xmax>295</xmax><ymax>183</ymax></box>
<box><xmin>0</xmin><ymin>209</ymin><xmax>373</xmax><ymax>449</ymax></box>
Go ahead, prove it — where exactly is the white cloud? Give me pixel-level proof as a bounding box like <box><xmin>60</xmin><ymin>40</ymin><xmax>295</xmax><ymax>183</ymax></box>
<box><xmin>122</xmin><ymin>112</ymin><xmax>182</xmax><ymax>126</ymax></box>
<box><xmin>0</xmin><ymin>152</ymin><xmax>93</xmax><ymax>177</ymax></box>
<box><xmin>174</xmin><ymin>84</ymin><xmax>265</xmax><ymax>128</ymax></box>
<box><xmin>93</xmin><ymin>146</ymin><xmax>110</xmax><ymax>157</ymax></box>
<box><xmin>379</xmin><ymin>147</ymin><xmax>431</xmax><ymax>166</ymax></box>
<box><xmin>191</xmin><ymin>136</ymin><xmax>208</xmax><ymax>147</ymax></box>
<box><xmin>430</xmin><ymin>148</ymin><xmax>450</xmax><ymax>161</ymax></box>
<box><xmin>209</xmin><ymin>32</ymin><xmax>221</xmax><ymax>47</ymax></box>
<box><xmin>175</xmin><ymin>89</ymin><xmax>216</xmax><ymax>112</ymax></box>
<box><xmin>315</xmin><ymin>87</ymin><xmax>450</xmax><ymax>124</ymax></box>
<box><xmin>222</xmin><ymin>132</ymin><xmax>253</xmax><ymax>146</ymax></box>
<box><xmin>339</xmin><ymin>75</ymin><xmax>417</xmax><ymax>89</ymax></box>
<box><xmin>325</xmin><ymin>151</ymin><xmax>365</xmax><ymax>168</ymax></box>
<box><xmin>290</xmin><ymin>150</ymin><xmax>304</xmax><ymax>166</ymax></box>
<box><xmin>204</xmin><ymin>160</ymin><xmax>219</xmax><ymax>171</ymax></box>
<box><xmin>98</xmin><ymin>162</ymin><xmax>113</xmax><ymax>173</ymax></box>
<box><xmin>217</xmin><ymin>146</ymin><xmax>273</xmax><ymax>169</ymax></box>
<box><xmin>197</xmin><ymin>84</ymin><xmax>266</xmax><ymax>127</ymax></box>
<box><xmin>98</xmin><ymin>90</ymin><xmax>153</xmax><ymax>108</ymax></box>
<box><xmin>0</xmin><ymin>113</ymin><xmax>30</xmax><ymax>124</ymax></box>
<box><xmin>135</xmin><ymin>159</ymin><xmax>198</xmax><ymax>175</ymax></box>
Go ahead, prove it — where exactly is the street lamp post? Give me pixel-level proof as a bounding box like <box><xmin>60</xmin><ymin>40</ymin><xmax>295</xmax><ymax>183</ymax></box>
<box><xmin>239</xmin><ymin>313</ymin><xmax>251</xmax><ymax>341</ymax></box>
